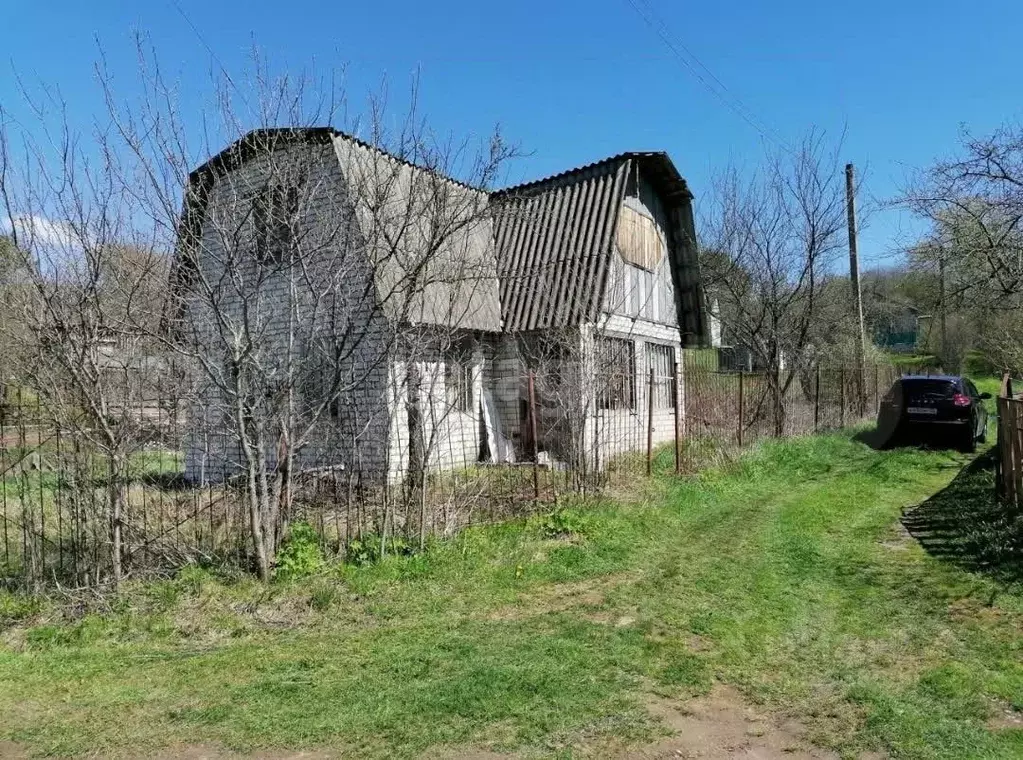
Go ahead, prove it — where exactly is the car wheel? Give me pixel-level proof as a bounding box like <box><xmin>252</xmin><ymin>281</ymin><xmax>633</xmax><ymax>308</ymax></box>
<box><xmin>978</xmin><ymin>422</ymin><xmax>987</xmax><ymax>444</ymax></box>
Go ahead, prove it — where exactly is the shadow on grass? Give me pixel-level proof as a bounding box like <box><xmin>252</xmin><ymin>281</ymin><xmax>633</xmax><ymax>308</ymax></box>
<box><xmin>853</xmin><ymin>424</ymin><xmax>969</xmax><ymax>454</ymax></box>
<box><xmin>853</xmin><ymin>427</ymin><xmax>891</xmax><ymax>451</ymax></box>
<box><xmin>902</xmin><ymin>450</ymin><xmax>1023</xmax><ymax>584</ymax></box>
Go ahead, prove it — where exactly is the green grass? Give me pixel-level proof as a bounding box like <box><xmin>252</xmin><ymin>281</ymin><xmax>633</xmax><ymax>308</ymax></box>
<box><xmin>1</xmin><ymin>432</ymin><xmax>1022</xmax><ymax>758</ymax></box>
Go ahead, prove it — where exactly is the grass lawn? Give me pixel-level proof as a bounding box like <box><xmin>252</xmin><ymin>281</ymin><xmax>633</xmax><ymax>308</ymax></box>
<box><xmin>1</xmin><ymin>430</ymin><xmax>1022</xmax><ymax>758</ymax></box>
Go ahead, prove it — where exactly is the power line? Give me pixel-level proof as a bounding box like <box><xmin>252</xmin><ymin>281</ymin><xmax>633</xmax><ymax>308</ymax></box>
<box><xmin>623</xmin><ymin>0</ymin><xmax>791</xmax><ymax>151</ymax></box>
<box><xmin>168</xmin><ymin>0</ymin><xmax>250</xmax><ymax>110</ymax></box>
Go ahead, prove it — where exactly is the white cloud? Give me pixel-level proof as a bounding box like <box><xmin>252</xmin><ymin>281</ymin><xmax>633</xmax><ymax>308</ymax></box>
<box><xmin>3</xmin><ymin>214</ymin><xmax>80</xmax><ymax>251</ymax></box>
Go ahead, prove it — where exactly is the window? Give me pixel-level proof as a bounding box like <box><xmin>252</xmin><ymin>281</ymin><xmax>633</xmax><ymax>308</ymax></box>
<box><xmin>299</xmin><ymin>342</ymin><xmax>341</xmax><ymax>418</ymax></box>
<box><xmin>646</xmin><ymin>342</ymin><xmax>676</xmax><ymax>409</ymax></box>
<box><xmin>616</xmin><ymin>204</ymin><xmax>665</xmax><ymax>271</ymax></box>
<box><xmin>254</xmin><ymin>185</ymin><xmax>299</xmax><ymax>265</ymax></box>
<box><xmin>596</xmin><ymin>337</ymin><xmax>635</xmax><ymax>410</ymax></box>
<box><xmin>446</xmin><ymin>347</ymin><xmax>475</xmax><ymax>413</ymax></box>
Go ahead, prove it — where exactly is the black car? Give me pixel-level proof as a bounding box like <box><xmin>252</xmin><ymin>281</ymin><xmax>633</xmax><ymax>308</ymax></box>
<box><xmin>876</xmin><ymin>375</ymin><xmax>990</xmax><ymax>452</ymax></box>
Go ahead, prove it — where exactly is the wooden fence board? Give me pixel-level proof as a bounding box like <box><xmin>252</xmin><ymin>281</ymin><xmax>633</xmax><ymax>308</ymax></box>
<box><xmin>996</xmin><ymin>394</ymin><xmax>1023</xmax><ymax>510</ymax></box>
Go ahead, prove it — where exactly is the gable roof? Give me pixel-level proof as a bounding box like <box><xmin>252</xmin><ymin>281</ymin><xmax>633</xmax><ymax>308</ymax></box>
<box><xmin>169</xmin><ymin>127</ymin><xmax>501</xmax><ymax>332</ymax></box>
<box><xmin>491</xmin><ymin>152</ymin><xmax>705</xmax><ymax>342</ymax></box>
<box><xmin>171</xmin><ymin>129</ymin><xmax>705</xmax><ymax>343</ymax></box>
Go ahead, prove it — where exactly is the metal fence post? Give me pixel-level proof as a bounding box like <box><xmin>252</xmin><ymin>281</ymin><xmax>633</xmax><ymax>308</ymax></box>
<box><xmin>646</xmin><ymin>367</ymin><xmax>655</xmax><ymax>476</ymax></box>
<box><xmin>673</xmin><ymin>360</ymin><xmax>681</xmax><ymax>475</ymax></box>
<box><xmin>814</xmin><ymin>365</ymin><xmax>821</xmax><ymax>433</ymax></box>
<box><xmin>839</xmin><ymin>366</ymin><xmax>846</xmax><ymax>428</ymax></box>
<box><xmin>737</xmin><ymin>370</ymin><xmax>745</xmax><ymax>447</ymax></box>
<box><xmin>527</xmin><ymin>371</ymin><xmax>540</xmax><ymax>501</ymax></box>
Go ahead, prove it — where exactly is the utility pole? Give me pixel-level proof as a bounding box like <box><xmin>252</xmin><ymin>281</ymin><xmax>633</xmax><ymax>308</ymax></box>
<box><xmin>845</xmin><ymin>163</ymin><xmax>867</xmax><ymax>415</ymax></box>
<box><xmin>938</xmin><ymin>256</ymin><xmax>947</xmax><ymax>368</ymax></box>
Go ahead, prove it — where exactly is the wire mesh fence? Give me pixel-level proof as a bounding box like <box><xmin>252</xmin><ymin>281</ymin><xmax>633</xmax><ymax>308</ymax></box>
<box><xmin>681</xmin><ymin>351</ymin><xmax>899</xmax><ymax>459</ymax></box>
<box><xmin>0</xmin><ymin>354</ymin><xmax>897</xmax><ymax>589</ymax></box>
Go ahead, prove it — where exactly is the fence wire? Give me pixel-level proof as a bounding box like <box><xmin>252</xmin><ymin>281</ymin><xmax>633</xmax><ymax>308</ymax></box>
<box><xmin>0</xmin><ymin>356</ymin><xmax>897</xmax><ymax>589</ymax></box>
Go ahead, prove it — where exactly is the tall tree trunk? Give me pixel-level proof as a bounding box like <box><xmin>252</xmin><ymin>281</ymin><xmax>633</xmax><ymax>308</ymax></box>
<box><xmin>405</xmin><ymin>362</ymin><xmax>424</xmax><ymax>513</ymax></box>
<box><xmin>246</xmin><ymin>460</ymin><xmax>270</xmax><ymax>581</ymax></box>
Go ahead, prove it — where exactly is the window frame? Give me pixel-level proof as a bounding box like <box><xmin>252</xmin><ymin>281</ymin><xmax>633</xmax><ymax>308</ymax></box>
<box><xmin>596</xmin><ymin>336</ymin><xmax>636</xmax><ymax>411</ymax></box>
<box><xmin>445</xmin><ymin>344</ymin><xmax>476</xmax><ymax>414</ymax></box>
<box><xmin>254</xmin><ymin>184</ymin><xmax>300</xmax><ymax>266</ymax></box>
<box><xmin>299</xmin><ymin>342</ymin><xmax>342</xmax><ymax>419</ymax></box>
<box><xmin>646</xmin><ymin>342</ymin><xmax>676</xmax><ymax>410</ymax></box>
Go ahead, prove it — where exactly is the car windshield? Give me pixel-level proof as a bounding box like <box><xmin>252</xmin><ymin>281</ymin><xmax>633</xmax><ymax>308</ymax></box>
<box><xmin>902</xmin><ymin>379</ymin><xmax>957</xmax><ymax>402</ymax></box>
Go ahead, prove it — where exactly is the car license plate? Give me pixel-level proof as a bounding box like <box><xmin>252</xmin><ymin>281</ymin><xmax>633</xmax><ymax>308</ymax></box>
<box><xmin>907</xmin><ymin>407</ymin><xmax>937</xmax><ymax>415</ymax></box>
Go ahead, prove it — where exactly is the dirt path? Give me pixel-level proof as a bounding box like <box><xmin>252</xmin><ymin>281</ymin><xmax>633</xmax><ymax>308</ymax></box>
<box><xmin>623</xmin><ymin>686</ymin><xmax>843</xmax><ymax>759</ymax></box>
<box><xmin>428</xmin><ymin>684</ymin><xmax>880</xmax><ymax>759</ymax></box>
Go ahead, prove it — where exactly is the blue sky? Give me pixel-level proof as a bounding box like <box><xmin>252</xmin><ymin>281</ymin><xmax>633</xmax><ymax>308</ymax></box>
<box><xmin>4</xmin><ymin>0</ymin><xmax>1023</xmax><ymax>268</ymax></box>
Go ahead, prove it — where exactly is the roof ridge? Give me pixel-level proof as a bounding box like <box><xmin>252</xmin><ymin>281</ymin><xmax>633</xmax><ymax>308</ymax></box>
<box><xmin>494</xmin><ymin>151</ymin><xmax>669</xmax><ymax>196</ymax></box>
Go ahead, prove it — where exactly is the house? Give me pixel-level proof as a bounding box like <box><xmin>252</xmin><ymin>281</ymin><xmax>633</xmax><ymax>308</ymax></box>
<box><xmin>171</xmin><ymin>128</ymin><xmax>706</xmax><ymax>483</ymax></box>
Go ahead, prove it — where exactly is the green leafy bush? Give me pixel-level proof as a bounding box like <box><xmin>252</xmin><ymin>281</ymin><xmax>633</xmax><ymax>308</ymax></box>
<box><xmin>274</xmin><ymin>522</ymin><xmax>325</xmax><ymax>581</ymax></box>
<box><xmin>533</xmin><ymin>507</ymin><xmax>591</xmax><ymax>539</ymax></box>
<box><xmin>0</xmin><ymin>590</ymin><xmax>42</xmax><ymax>627</ymax></box>
<box><xmin>344</xmin><ymin>534</ymin><xmax>416</xmax><ymax>566</ymax></box>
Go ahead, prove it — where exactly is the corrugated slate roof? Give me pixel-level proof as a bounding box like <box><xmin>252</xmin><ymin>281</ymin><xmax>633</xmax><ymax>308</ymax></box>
<box><xmin>492</xmin><ymin>157</ymin><xmax>627</xmax><ymax>330</ymax></box>
<box><xmin>170</xmin><ymin>130</ymin><xmax>706</xmax><ymax>344</ymax></box>
<box><xmin>491</xmin><ymin>152</ymin><xmax>705</xmax><ymax>343</ymax></box>
<box><xmin>168</xmin><ymin>128</ymin><xmax>502</xmax><ymax>333</ymax></box>
<box><xmin>332</xmin><ymin>135</ymin><xmax>502</xmax><ymax>332</ymax></box>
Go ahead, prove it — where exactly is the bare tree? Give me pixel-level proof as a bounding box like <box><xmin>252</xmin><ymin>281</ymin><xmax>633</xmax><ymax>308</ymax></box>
<box><xmin>902</xmin><ymin>124</ymin><xmax>1023</xmax><ymax>302</ymax></box>
<box><xmin>0</xmin><ymin>100</ymin><xmax>170</xmax><ymax>587</ymax></box>
<box><xmin>701</xmin><ymin>131</ymin><xmax>852</xmax><ymax>434</ymax></box>
<box><xmin>899</xmin><ymin>123</ymin><xmax>1023</xmax><ymax>371</ymax></box>
<box><xmin>109</xmin><ymin>48</ymin><xmax>513</xmax><ymax>579</ymax></box>
<box><xmin>1</xmin><ymin>40</ymin><xmax>515</xmax><ymax>584</ymax></box>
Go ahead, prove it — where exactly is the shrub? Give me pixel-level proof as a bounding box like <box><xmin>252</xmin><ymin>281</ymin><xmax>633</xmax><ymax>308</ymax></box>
<box><xmin>0</xmin><ymin>590</ymin><xmax>42</xmax><ymax>628</ymax></box>
<box><xmin>533</xmin><ymin>507</ymin><xmax>591</xmax><ymax>539</ymax></box>
<box><xmin>274</xmin><ymin>522</ymin><xmax>325</xmax><ymax>581</ymax></box>
<box><xmin>344</xmin><ymin>534</ymin><xmax>416</xmax><ymax>566</ymax></box>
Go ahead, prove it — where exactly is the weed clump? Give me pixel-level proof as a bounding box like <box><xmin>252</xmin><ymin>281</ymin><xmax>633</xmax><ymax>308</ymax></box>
<box><xmin>274</xmin><ymin>522</ymin><xmax>325</xmax><ymax>581</ymax></box>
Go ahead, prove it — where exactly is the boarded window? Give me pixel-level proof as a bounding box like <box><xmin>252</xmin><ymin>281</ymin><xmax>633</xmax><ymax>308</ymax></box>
<box><xmin>596</xmin><ymin>337</ymin><xmax>635</xmax><ymax>410</ymax></box>
<box><xmin>616</xmin><ymin>205</ymin><xmax>665</xmax><ymax>272</ymax></box>
<box><xmin>646</xmin><ymin>342</ymin><xmax>676</xmax><ymax>409</ymax></box>
<box><xmin>254</xmin><ymin>185</ymin><xmax>299</xmax><ymax>265</ymax></box>
<box><xmin>446</xmin><ymin>344</ymin><xmax>475</xmax><ymax>413</ymax></box>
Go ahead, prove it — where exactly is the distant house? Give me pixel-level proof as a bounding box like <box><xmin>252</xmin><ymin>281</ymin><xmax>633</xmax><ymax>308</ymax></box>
<box><xmin>172</xmin><ymin>128</ymin><xmax>706</xmax><ymax>483</ymax></box>
<box><xmin>873</xmin><ymin>304</ymin><xmax>921</xmax><ymax>353</ymax></box>
<box><xmin>704</xmin><ymin>296</ymin><xmax>785</xmax><ymax>373</ymax></box>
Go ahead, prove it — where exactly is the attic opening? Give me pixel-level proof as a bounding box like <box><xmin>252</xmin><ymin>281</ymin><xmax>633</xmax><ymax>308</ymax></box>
<box><xmin>253</xmin><ymin>184</ymin><xmax>300</xmax><ymax>266</ymax></box>
<box><xmin>615</xmin><ymin>170</ymin><xmax>667</xmax><ymax>272</ymax></box>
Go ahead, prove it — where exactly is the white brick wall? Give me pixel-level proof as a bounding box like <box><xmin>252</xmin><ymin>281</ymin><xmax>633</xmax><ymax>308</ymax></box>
<box><xmin>588</xmin><ymin>320</ymin><xmax>683</xmax><ymax>465</ymax></box>
<box><xmin>386</xmin><ymin>333</ymin><xmax>486</xmax><ymax>479</ymax></box>
<box><xmin>183</xmin><ymin>140</ymin><xmax>392</xmax><ymax>483</ymax></box>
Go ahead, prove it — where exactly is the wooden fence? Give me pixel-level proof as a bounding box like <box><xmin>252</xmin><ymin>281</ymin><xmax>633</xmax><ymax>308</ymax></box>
<box><xmin>996</xmin><ymin>373</ymin><xmax>1023</xmax><ymax>509</ymax></box>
